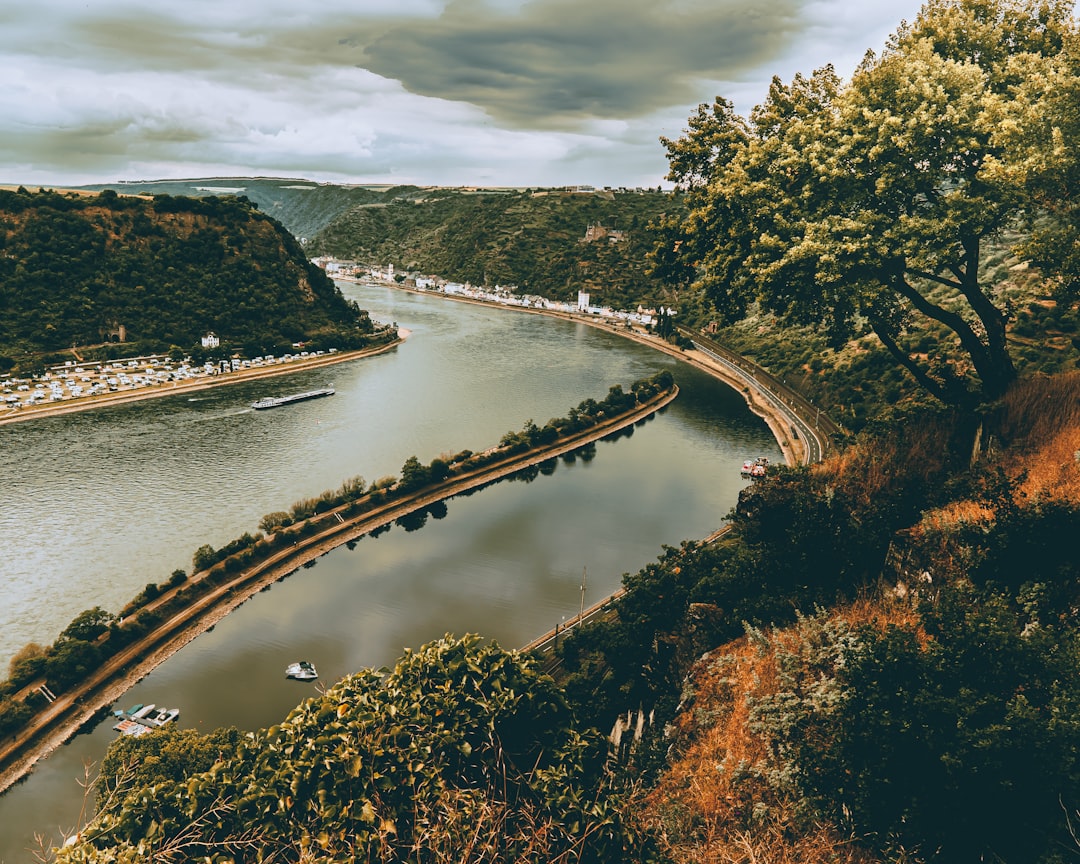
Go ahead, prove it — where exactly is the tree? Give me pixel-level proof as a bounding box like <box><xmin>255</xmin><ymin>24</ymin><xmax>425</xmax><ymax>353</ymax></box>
<box><xmin>656</xmin><ymin>0</ymin><xmax>1077</xmax><ymax>407</ymax></box>
<box><xmin>58</xmin><ymin>607</ymin><xmax>115</xmax><ymax>644</ymax></box>
<box><xmin>989</xmin><ymin>10</ymin><xmax>1080</xmax><ymax>301</ymax></box>
<box><xmin>398</xmin><ymin>454</ymin><xmax>430</xmax><ymax>491</ymax></box>
<box><xmin>70</xmin><ymin>636</ymin><xmax>642</xmax><ymax>863</ymax></box>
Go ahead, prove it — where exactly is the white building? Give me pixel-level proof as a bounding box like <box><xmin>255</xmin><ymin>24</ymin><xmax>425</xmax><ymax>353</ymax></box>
<box><xmin>201</xmin><ymin>332</ymin><xmax>220</xmax><ymax>349</ymax></box>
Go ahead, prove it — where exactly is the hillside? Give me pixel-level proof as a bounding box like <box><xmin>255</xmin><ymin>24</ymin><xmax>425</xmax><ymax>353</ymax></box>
<box><xmin>306</xmin><ymin>187</ymin><xmax>685</xmax><ymax>312</ymax></box>
<box><xmin>562</xmin><ymin>372</ymin><xmax>1080</xmax><ymax>864</ymax></box>
<box><xmin>0</xmin><ymin>187</ymin><xmax>380</xmax><ymax>371</ymax></box>
<box><xmin>75</xmin><ymin>177</ymin><xmax>389</xmax><ymax>243</ymax></box>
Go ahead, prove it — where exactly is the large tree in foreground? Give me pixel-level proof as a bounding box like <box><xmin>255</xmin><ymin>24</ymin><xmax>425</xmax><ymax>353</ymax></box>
<box><xmin>656</xmin><ymin>0</ymin><xmax>1078</xmax><ymax>407</ymax></box>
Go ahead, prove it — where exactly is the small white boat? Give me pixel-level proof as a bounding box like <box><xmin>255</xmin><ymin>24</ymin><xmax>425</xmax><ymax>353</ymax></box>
<box><xmin>141</xmin><ymin>706</ymin><xmax>180</xmax><ymax>727</ymax></box>
<box><xmin>740</xmin><ymin>456</ymin><xmax>770</xmax><ymax>478</ymax></box>
<box><xmin>285</xmin><ymin>660</ymin><xmax>318</xmax><ymax>680</ymax></box>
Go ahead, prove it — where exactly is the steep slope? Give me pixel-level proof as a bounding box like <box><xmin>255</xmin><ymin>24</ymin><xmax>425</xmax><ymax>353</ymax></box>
<box><xmin>75</xmin><ymin>177</ymin><xmax>386</xmax><ymax>242</ymax></box>
<box><xmin>0</xmin><ymin>187</ymin><xmax>374</xmax><ymax>365</ymax></box>
<box><xmin>307</xmin><ymin>187</ymin><xmax>684</xmax><ymax>311</ymax></box>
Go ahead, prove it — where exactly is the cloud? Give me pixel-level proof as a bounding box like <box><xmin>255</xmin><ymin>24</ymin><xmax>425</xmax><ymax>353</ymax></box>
<box><xmin>0</xmin><ymin>0</ymin><xmax>926</xmax><ymax>187</ymax></box>
<box><xmin>358</xmin><ymin>0</ymin><xmax>802</xmax><ymax>128</ymax></box>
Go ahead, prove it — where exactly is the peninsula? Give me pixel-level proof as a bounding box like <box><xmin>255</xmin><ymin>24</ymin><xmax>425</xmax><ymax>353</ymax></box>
<box><xmin>0</xmin><ymin>375</ymin><xmax>679</xmax><ymax>794</ymax></box>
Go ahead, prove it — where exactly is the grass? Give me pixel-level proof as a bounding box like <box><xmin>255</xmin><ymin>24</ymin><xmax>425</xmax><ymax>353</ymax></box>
<box><xmin>643</xmin><ymin>598</ymin><xmax>919</xmax><ymax>864</ymax></box>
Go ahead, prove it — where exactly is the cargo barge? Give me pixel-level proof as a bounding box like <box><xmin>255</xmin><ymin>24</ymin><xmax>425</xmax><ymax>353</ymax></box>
<box><xmin>252</xmin><ymin>387</ymin><xmax>334</xmax><ymax>410</ymax></box>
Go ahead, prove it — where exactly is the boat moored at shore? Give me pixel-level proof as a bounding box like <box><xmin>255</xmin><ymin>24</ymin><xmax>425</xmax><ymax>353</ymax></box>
<box><xmin>111</xmin><ymin>703</ymin><xmax>180</xmax><ymax>736</ymax></box>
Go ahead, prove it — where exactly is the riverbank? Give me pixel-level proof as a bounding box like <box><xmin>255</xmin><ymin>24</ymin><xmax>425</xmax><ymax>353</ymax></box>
<box><xmin>358</xmin><ymin>278</ymin><xmax>812</xmax><ymax>467</ymax></box>
<box><xmin>0</xmin><ymin>383</ymin><xmax>677</xmax><ymax>796</ymax></box>
<box><xmin>0</xmin><ymin>332</ymin><xmax>408</xmax><ymax>427</ymax></box>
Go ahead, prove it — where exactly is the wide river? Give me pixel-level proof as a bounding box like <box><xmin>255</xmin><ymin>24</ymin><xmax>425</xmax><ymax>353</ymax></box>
<box><xmin>0</xmin><ymin>281</ymin><xmax>780</xmax><ymax>861</ymax></box>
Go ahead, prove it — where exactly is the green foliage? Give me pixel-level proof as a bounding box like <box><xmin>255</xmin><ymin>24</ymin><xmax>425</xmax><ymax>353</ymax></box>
<box><xmin>747</xmin><ymin>580</ymin><xmax>1080</xmax><ymax>863</ymax></box>
<box><xmin>398</xmin><ymin>454</ymin><xmax>431</xmax><ymax>491</ymax></box>
<box><xmin>191</xmin><ymin>543</ymin><xmax>217</xmax><ymax>572</ymax></box>
<box><xmin>561</xmin><ymin>406</ymin><xmax>972</xmax><ymax>731</ymax></box>
<box><xmin>6</xmin><ymin>642</ymin><xmax>47</xmax><ymax>690</ymax></box>
<box><xmin>0</xmin><ymin>188</ymin><xmax>371</xmax><ymax>363</ymax></box>
<box><xmin>58</xmin><ymin>607</ymin><xmax>115</xmax><ymax>644</ymax></box>
<box><xmin>0</xmin><ymin>695</ymin><xmax>32</xmax><ymax>737</ymax></box>
<box><xmin>97</xmin><ymin>726</ymin><xmax>245</xmax><ymax>809</ymax></box>
<box><xmin>308</xmin><ymin>188</ymin><xmax>684</xmax><ymax>311</ymax></box>
<box><xmin>259</xmin><ymin>510</ymin><xmax>293</xmax><ymax>533</ymax></box>
<box><xmin>70</xmin><ymin>635</ymin><xmax>644</xmax><ymax>863</ymax></box>
<box><xmin>656</xmin><ymin>1</ymin><xmax>1080</xmax><ymax>406</ymax></box>
<box><xmin>44</xmin><ymin>637</ymin><xmax>101</xmax><ymax>690</ymax></box>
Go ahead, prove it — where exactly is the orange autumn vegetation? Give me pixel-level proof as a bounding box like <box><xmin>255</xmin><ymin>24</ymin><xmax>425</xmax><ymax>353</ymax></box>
<box><xmin>994</xmin><ymin>372</ymin><xmax>1080</xmax><ymax>503</ymax></box>
<box><xmin>640</xmin><ymin>372</ymin><xmax>1080</xmax><ymax>863</ymax></box>
<box><xmin>914</xmin><ymin>372</ymin><xmax>1080</xmax><ymax>533</ymax></box>
<box><xmin>641</xmin><ymin>598</ymin><xmax>920</xmax><ymax>864</ymax></box>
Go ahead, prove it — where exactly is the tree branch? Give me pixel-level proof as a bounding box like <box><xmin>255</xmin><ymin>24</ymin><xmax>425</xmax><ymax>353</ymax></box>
<box><xmin>906</xmin><ymin>268</ymin><xmax>963</xmax><ymax>292</ymax></box>
<box><xmin>870</xmin><ymin>321</ymin><xmax>955</xmax><ymax>405</ymax></box>
<box><xmin>892</xmin><ymin>272</ymin><xmax>996</xmax><ymax>382</ymax></box>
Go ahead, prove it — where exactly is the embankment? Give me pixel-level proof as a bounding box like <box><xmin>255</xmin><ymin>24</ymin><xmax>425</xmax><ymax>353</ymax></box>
<box><xmin>0</xmin><ymin>384</ymin><xmax>676</xmax><ymax>794</ymax></box>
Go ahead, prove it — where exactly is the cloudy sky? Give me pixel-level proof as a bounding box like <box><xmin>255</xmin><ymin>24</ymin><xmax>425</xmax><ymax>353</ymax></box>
<box><xmin>1</xmin><ymin>0</ymin><xmax>925</xmax><ymax>189</ymax></box>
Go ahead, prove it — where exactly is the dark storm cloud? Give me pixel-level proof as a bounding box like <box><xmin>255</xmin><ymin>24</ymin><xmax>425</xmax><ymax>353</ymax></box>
<box><xmin>44</xmin><ymin>0</ymin><xmax>799</xmax><ymax>131</ymax></box>
<box><xmin>0</xmin><ymin>0</ymin><xmax>923</xmax><ymax>187</ymax></box>
<box><xmin>359</xmin><ymin>0</ymin><xmax>801</xmax><ymax>127</ymax></box>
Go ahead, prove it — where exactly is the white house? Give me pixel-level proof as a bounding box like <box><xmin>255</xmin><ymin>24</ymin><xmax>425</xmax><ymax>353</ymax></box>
<box><xmin>201</xmin><ymin>333</ymin><xmax>220</xmax><ymax>349</ymax></box>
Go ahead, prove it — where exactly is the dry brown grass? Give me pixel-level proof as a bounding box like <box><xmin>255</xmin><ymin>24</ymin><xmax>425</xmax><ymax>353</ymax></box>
<box><xmin>902</xmin><ymin>372</ymin><xmax>1080</xmax><ymax>537</ymax></box>
<box><xmin>994</xmin><ymin>374</ymin><xmax>1080</xmax><ymax>502</ymax></box>
<box><xmin>643</xmin><ymin>597</ymin><xmax>920</xmax><ymax>864</ymax></box>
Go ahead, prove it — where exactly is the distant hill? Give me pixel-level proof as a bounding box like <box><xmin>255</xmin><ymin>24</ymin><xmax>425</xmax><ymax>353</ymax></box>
<box><xmin>306</xmin><ymin>187</ymin><xmax>686</xmax><ymax>312</ymax></box>
<box><xmin>74</xmin><ymin>177</ymin><xmax>390</xmax><ymax>244</ymax></box>
<box><xmin>67</xmin><ymin>180</ymin><xmax>687</xmax><ymax>313</ymax></box>
<box><xmin>0</xmin><ymin>187</ymin><xmax>379</xmax><ymax>369</ymax></box>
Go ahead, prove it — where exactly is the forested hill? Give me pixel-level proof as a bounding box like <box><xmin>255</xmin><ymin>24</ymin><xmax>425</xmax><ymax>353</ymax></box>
<box><xmin>0</xmin><ymin>187</ymin><xmax>375</xmax><ymax>367</ymax></box>
<box><xmin>305</xmin><ymin>187</ymin><xmax>685</xmax><ymax>311</ymax></box>
<box><xmin>76</xmin><ymin>177</ymin><xmax>388</xmax><ymax>243</ymax></box>
<box><xmin>73</xmin><ymin>180</ymin><xmax>686</xmax><ymax>312</ymax></box>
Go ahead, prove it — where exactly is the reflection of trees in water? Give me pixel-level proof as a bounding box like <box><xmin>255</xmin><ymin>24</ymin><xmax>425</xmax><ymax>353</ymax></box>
<box><xmin>396</xmin><ymin>510</ymin><xmax>428</xmax><ymax>532</ymax></box>
<box><xmin>428</xmin><ymin>501</ymin><xmax>449</xmax><ymax>520</ymax></box>
<box><xmin>513</xmin><ymin>464</ymin><xmax>541</xmax><ymax>484</ymax></box>
<box><xmin>601</xmin><ymin>424</ymin><xmax>634</xmax><ymax>443</ymax></box>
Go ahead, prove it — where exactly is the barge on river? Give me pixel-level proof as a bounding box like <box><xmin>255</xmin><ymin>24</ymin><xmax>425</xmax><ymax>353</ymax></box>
<box><xmin>252</xmin><ymin>387</ymin><xmax>334</xmax><ymax>410</ymax></box>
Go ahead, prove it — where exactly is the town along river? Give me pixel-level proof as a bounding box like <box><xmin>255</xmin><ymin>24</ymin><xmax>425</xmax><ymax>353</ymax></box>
<box><xmin>0</xmin><ymin>282</ymin><xmax>781</xmax><ymax>859</ymax></box>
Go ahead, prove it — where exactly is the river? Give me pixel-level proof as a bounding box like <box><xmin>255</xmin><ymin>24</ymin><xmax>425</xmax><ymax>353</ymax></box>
<box><xmin>0</xmin><ymin>281</ymin><xmax>780</xmax><ymax>861</ymax></box>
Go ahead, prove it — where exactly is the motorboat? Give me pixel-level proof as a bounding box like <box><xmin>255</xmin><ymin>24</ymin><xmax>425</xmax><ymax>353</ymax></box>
<box><xmin>740</xmin><ymin>456</ymin><xmax>770</xmax><ymax>478</ymax></box>
<box><xmin>112</xmin><ymin>702</ymin><xmax>179</xmax><ymax>735</ymax></box>
<box><xmin>141</xmin><ymin>706</ymin><xmax>180</xmax><ymax>727</ymax></box>
<box><xmin>286</xmin><ymin>660</ymin><xmax>318</xmax><ymax>680</ymax></box>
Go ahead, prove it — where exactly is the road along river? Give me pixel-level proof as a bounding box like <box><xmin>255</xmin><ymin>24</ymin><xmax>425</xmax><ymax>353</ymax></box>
<box><xmin>0</xmin><ymin>281</ymin><xmax>782</xmax><ymax>859</ymax></box>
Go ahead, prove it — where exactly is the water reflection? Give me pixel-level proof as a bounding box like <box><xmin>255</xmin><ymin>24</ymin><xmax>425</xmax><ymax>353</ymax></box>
<box><xmin>0</xmin><ymin>284</ymin><xmax>781</xmax><ymax>859</ymax></box>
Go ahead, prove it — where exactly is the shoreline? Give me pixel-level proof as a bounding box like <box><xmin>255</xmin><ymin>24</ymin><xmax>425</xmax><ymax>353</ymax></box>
<box><xmin>0</xmin><ymin>332</ymin><xmax>408</xmax><ymax>427</ymax></box>
<box><xmin>362</xmin><ymin>279</ymin><xmax>810</xmax><ymax>466</ymax></box>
